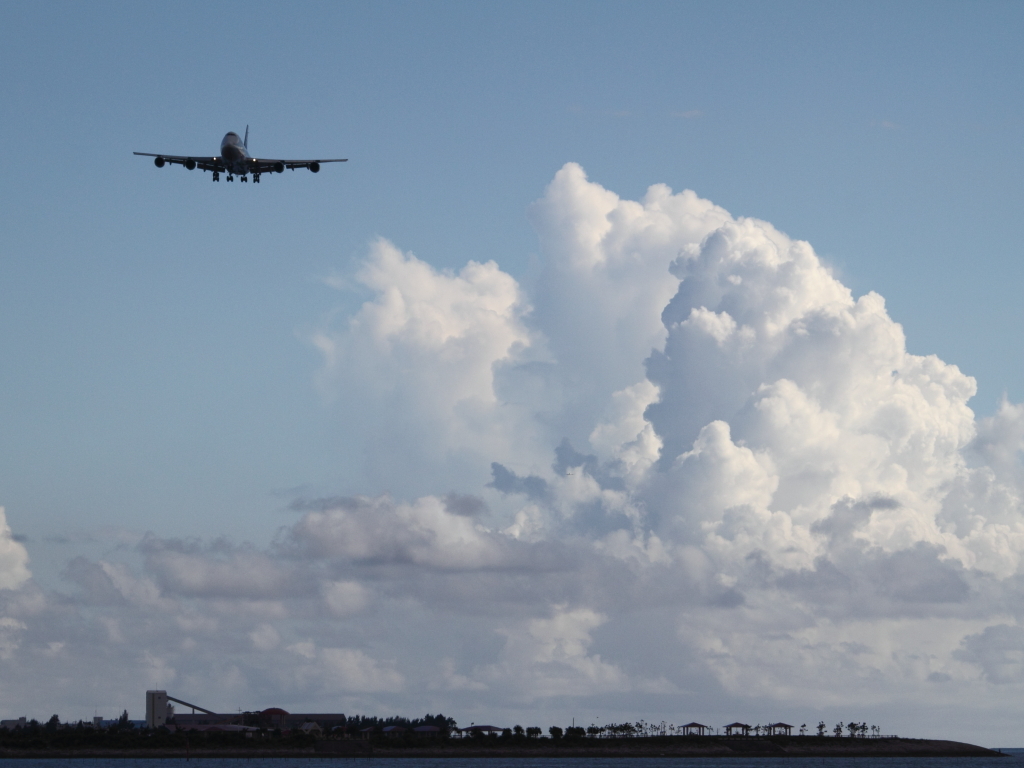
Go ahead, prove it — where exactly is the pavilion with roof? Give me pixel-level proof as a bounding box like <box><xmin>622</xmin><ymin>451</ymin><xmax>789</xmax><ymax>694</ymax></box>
<box><xmin>680</xmin><ymin>722</ymin><xmax>710</xmax><ymax>736</ymax></box>
<box><xmin>723</xmin><ymin>722</ymin><xmax>751</xmax><ymax>736</ymax></box>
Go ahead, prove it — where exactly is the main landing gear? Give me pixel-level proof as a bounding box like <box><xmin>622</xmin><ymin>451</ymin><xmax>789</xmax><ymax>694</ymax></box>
<box><xmin>210</xmin><ymin>171</ymin><xmax>259</xmax><ymax>183</ymax></box>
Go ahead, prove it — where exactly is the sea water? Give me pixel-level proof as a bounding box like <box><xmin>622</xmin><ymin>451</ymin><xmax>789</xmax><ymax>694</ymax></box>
<box><xmin>0</xmin><ymin>757</ymin><xmax>1020</xmax><ymax>768</ymax></box>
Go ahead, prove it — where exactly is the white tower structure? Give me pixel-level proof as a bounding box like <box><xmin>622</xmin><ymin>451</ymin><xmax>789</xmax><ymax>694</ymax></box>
<box><xmin>145</xmin><ymin>690</ymin><xmax>169</xmax><ymax>728</ymax></box>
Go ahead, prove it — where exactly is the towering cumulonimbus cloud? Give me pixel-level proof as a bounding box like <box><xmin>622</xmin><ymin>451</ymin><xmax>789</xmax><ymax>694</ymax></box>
<box><xmin>3</xmin><ymin>164</ymin><xmax>1024</xmax><ymax>736</ymax></box>
<box><xmin>306</xmin><ymin>163</ymin><xmax>1024</xmax><ymax>711</ymax></box>
<box><xmin>639</xmin><ymin>213</ymin><xmax>986</xmax><ymax>571</ymax></box>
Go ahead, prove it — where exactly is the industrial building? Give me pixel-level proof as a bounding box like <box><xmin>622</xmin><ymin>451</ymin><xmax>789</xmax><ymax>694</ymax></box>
<box><xmin>145</xmin><ymin>691</ymin><xmax>346</xmax><ymax>734</ymax></box>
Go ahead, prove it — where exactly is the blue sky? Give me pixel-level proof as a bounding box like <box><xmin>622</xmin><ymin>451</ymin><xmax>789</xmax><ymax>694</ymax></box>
<box><xmin>3</xmin><ymin>0</ymin><xmax>1022</xmax><ymax>540</ymax></box>
<box><xmin>3</xmin><ymin>0</ymin><xmax>1024</xmax><ymax>743</ymax></box>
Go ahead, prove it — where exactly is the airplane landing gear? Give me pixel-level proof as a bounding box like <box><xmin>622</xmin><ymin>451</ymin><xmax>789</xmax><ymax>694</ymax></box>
<box><xmin>227</xmin><ymin>174</ymin><xmax>234</xmax><ymax>182</ymax></box>
<box><xmin>212</xmin><ymin>171</ymin><xmax>220</xmax><ymax>182</ymax></box>
<box><xmin>241</xmin><ymin>175</ymin><xmax>248</xmax><ymax>182</ymax></box>
<box><xmin>253</xmin><ymin>173</ymin><xmax>261</xmax><ymax>183</ymax></box>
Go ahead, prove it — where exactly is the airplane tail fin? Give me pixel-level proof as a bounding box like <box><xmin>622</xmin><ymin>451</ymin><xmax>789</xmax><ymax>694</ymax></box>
<box><xmin>243</xmin><ymin>125</ymin><xmax>249</xmax><ymax>150</ymax></box>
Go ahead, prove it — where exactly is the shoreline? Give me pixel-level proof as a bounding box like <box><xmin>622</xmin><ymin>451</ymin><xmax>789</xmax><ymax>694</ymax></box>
<box><xmin>0</xmin><ymin>736</ymin><xmax>1003</xmax><ymax>759</ymax></box>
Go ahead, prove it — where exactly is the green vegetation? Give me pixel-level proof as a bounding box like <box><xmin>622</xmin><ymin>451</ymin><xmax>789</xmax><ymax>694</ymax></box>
<box><xmin>0</xmin><ymin>708</ymin><xmax>912</xmax><ymax>760</ymax></box>
<box><xmin>0</xmin><ymin>718</ymin><xmax>318</xmax><ymax>753</ymax></box>
<box><xmin>0</xmin><ymin>717</ymin><xmax>997</xmax><ymax>759</ymax></box>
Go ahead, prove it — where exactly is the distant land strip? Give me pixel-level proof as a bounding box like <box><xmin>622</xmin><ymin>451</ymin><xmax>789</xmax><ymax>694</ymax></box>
<box><xmin>0</xmin><ymin>736</ymin><xmax>1003</xmax><ymax>759</ymax></box>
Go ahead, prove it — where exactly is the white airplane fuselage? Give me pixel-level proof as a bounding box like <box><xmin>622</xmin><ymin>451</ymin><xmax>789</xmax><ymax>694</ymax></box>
<box><xmin>220</xmin><ymin>132</ymin><xmax>251</xmax><ymax>176</ymax></box>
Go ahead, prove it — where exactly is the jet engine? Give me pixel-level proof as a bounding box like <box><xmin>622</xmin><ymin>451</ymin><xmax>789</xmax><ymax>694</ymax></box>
<box><xmin>273</xmin><ymin>161</ymin><xmax>285</xmax><ymax>174</ymax></box>
<box><xmin>184</xmin><ymin>158</ymin><xmax>197</xmax><ymax>170</ymax></box>
<box><xmin>309</xmin><ymin>162</ymin><xmax>320</xmax><ymax>173</ymax></box>
<box><xmin>154</xmin><ymin>157</ymin><xmax>165</xmax><ymax>168</ymax></box>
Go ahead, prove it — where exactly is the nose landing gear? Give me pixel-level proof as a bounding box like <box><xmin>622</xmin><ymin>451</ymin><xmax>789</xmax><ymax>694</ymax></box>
<box><xmin>241</xmin><ymin>175</ymin><xmax>248</xmax><ymax>182</ymax></box>
<box><xmin>227</xmin><ymin>174</ymin><xmax>234</xmax><ymax>182</ymax></box>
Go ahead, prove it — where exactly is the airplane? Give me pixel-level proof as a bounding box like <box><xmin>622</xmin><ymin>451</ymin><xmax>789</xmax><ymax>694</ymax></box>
<box><xmin>134</xmin><ymin>127</ymin><xmax>347</xmax><ymax>183</ymax></box>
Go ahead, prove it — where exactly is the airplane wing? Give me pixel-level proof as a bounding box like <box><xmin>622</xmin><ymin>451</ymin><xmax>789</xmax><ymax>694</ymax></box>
<box><xmin>134</xmin><ymin>152</ymin><xmax>224</xmax><ymax>172</ymax></box>
<box><xmin>134</xmin><ymin>153</ymin><xmax>347</xmax><ymax>174</ymax></box>
<box><xmin>247</xmin><ymin>158</ymin><xmax>348</xmax><ymax>173</ymax></box>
